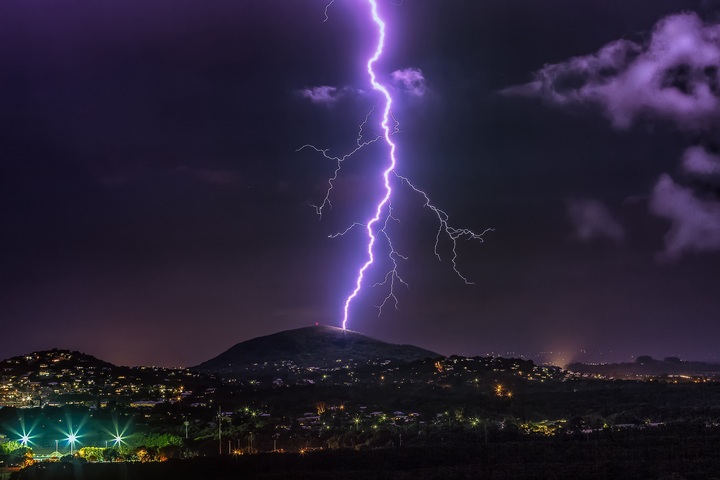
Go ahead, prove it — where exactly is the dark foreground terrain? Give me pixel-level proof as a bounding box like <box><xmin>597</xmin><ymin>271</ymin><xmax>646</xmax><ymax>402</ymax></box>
<box><xmin>12</xmin><ymin>429</ymin><xmax>720</xmax><ymax>480</ymax></box>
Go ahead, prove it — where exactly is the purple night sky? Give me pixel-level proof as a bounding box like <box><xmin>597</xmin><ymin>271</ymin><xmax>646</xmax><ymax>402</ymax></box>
<box><xmin>2</xmin><ymin>0</ymin><xmax>720</xmax><ymax>367</ymax></box>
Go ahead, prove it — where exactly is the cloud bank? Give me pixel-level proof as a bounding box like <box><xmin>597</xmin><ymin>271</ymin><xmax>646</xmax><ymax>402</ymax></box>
<box><xmin>504</xmin><ymin>12</ymin><xmax>720</xmax><ymax>130</ymax></box>
<box><xmin>505</xmin><ymin>12</ymin><xmax>720</xmax><ymax>259</ymax></box>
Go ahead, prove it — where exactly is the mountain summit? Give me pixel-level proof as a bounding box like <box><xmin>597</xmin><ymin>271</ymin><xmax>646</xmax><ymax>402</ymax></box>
<box><xmin>193</xmin><ymin>325</ymin><xmax>439</xmax><ymax>377</ymax></box>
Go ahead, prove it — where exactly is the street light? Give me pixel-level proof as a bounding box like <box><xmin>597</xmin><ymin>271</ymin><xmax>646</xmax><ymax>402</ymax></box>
<box><xmin>106</xmin><ymin>421</ymin><xmax>130</xmax><ymax>447</ymax></box>
<box><xmin>67</xmin><ymin>433</ymin><xmax>77</xmax><ymax>455</ymax></box>
<box><xmin>12</xmin><ymin>422</ymin><xmax>36</xmax><ymax>448</ymax></box>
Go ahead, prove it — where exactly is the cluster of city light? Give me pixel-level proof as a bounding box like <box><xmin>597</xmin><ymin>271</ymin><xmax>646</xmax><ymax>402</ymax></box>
<box><xmin>494</xmin><ymin>384</ymin><xmax>513</xmax><ymax>398</ymax></box>
<box><xmin>495</xmin><ymin>384</ymin><xmax>512</xmax><ymax>398</ymax></box>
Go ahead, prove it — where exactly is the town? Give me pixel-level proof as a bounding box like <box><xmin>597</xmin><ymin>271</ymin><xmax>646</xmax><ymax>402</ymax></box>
<box><xmin>3</xmin><ymin>346</ymin><xmax>720</xmax><ymax>469</ymax></box>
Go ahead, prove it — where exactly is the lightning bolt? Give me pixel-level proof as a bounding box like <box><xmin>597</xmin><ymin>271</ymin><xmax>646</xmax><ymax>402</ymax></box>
<box><xmin>336</xmin><ymin>0</ymin><xmax>399</xmax><ymax>331</ymax></box>
<box><xmin>322</xmin><ymin>0</ymin><xmax>335</xmax><ymax>22</ymax></box>
<box><xmin>305</xmin><ymin>0</ymin><xmax>492</xmax><ymax>331</ymax></box>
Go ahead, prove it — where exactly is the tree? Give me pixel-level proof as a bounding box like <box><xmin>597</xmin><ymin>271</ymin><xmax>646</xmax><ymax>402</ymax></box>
<box><xmin>103</xmin><ymin>448</ymin><xmax>121</xmax><ymax>462</ymax></box>
<box><xmin>0</xmin><ymin>441</ymin><xmax>22</xmax><ymax>455</ymax></box>
<box><xmin>158</xmin><ymin>445</ymin><xmax>181</xmax><ymax>461</ymax></box>
<box><xmin>78</xmin><ymin>446</ymin><xmax>104</xmax><ymax>462</ymax></box>
<box><xmin>130</xmin><ymin>433</ymin><xmax>182</xmax><ymax>449</ymax></box>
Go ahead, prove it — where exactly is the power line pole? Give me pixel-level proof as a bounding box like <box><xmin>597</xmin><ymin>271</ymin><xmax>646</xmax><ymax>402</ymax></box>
<box><xmin>218</xmin><ymin>406</ymin><xmax>222</xmax><ymax>455</ymax></box>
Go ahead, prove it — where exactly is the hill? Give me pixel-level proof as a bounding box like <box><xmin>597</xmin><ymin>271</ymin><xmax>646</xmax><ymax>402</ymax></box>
<box><xmin>192</xmin><ymin>325</ymin><xmax>439</xmax><ymax>377</ymax></box>
<box><xmin>0</xmin><ymin>349</ymin><xmax>214</xmax><ymax>408</ymax></box>
<box><xmin>0</xmin><ymin>349</ymin><xmax>115</xmax><ymax>376</ymax></box>
<box><xmin>567</xmin><ymin>355</ymin><xmax>720</xmax><ymax>377</ymax></box>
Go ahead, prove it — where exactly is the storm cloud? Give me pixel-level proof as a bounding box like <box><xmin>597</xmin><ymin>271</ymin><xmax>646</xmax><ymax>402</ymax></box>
<box><xmin>650</xmin><ymin>174</ymin><xmax>720</xmax><ymax>259</ymax></box>
<box><xmin>504</xmin><ymin>12</ymin><xmax>720</xmax><ymax>130</ymax></box>
<box><xmin>505</xmin><ymin>12</ymin><xmax>720</xmax><ymax>259</ymax></box>
<box><xmin>682</xmin><ymin>146</ymin><xmax>720</xmax><ymax>176</ymax></box>
<box><xmin>566</xmin><ymin>199</ymin><xmax>625</xmax><ymax>243</ymax></box>
<box><xmin>298</xmin><ymin>85</ymin><xmax>346</xmax><ymax>105</ymax></box>
<box><xmin>391</xmin><ymin>67</ymin><xmax>427</xmax><ymax>97</ymax></box>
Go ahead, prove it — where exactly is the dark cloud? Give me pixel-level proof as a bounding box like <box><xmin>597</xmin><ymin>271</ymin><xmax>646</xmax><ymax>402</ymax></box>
<box><xmin>178</xmin><ymin>167</ymin><xmax>245</xmax><ymax>186</ymax></box>
<box><xmin>506</xmin><ymin>11</ymin><xmax>720</xmax><ymax>260</ymax></box>
<box><xmin>391</xmin><ymin>67</ymin><xmax>427</xmax><ymax>97</ymax></box>
<box><xmin>682</xmin><ymin>145</ymin><xmax>720</xmax><ymax>176</ymax></box>
<box><xmin>650</xmin><ymin>174</ymin><xmax>720</xmax><ymax>259</ymax></box>
<box><xmin>298</xmin><ymin>85</ymin><xmax>346</xmax><ymax>105</ymax></box>
<box><xmin>504</xmin><ymin>12</ymin><xmax>720</xmax><ymax>130</ymax></box>
<box><xmin>566</xmin><ymin>199</ymin><xmax>625</xmax><ymax>243</ymax></box>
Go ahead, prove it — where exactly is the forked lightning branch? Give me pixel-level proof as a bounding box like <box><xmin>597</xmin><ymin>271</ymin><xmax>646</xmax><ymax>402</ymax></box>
<box><xmin>300</xmin><ymin>0</ymin><xmax>492</xmax><ymax>330</ymax></box>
